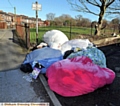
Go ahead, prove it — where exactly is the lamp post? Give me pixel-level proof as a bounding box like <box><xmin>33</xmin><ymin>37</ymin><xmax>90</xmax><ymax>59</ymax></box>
<box><xmin>32</xmin><ymin>1</ymin><xmax>42</xmax><ymax>44</ymax></box>
<box><xmin>14</xmin><ymin>7</ymin><xmax>16</xmax><ymax>24</ymax></box>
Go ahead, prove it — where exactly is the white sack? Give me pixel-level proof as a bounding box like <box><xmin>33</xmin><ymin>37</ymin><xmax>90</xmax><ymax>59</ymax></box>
<box><xmin>43</xmin><ymin>30</ymin><xmax>69</xmax><ymax>50</ymax></box>
<box><xmin>61</xmin><ymin>39</ymin><xmax>93</xmax><ymax>54</ymax></box>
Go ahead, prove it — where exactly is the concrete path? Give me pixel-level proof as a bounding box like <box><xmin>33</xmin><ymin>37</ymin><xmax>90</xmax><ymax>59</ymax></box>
<box><xmin>0</xmin><ymin>29</ymin><xmax>50</xmax><ymax>103</ymax></box>
<box><xmin>0</xmin><ymin>69</ymin><xmax>41</xmax><ymax>102</ymax></box>
<box><xmin>0</xmin><ymin>29</ymin><xmax>27</xmax><ymax>71</ymax></box>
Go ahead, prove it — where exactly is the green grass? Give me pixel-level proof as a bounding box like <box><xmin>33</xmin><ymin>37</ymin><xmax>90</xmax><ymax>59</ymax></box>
<box><xmin>30</xmin><ymin>26</ymin><xmax>119</xmax><ymax>44</ymax></box>
<box><xmin>30</xmin><ymin>26</ymin><xmax>92</xmax><ymax>43</ymax></box>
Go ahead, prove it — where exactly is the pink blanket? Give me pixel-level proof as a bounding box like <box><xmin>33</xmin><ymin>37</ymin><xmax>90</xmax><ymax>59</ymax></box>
<box><xmin>46</xmin><ymin>56</ymin><xmax>115</xmax><ymax>97</ymax></box>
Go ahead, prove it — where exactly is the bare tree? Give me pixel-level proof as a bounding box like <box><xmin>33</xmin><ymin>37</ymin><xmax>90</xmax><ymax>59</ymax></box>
<box><xmin>54</xmin><ymin>17</ymin><xmax>63</xmax><ymax>26</ymax></box>
<box><xmin>75</xmin><ymin>15</ymin><xmax>83</xmax><ymax>21</ymax></box>
<box><xmin>75</xmin><ymin>15</ymin><xmax>83</xmax><ymax>26</ymax></box>
<box><xmin>110</xmin><ymin>18</ymin><xmax>120</xmax><ymax>33</ymax></box>
<box><xmin>46</xmin><ymin>13</ymin><xmax>55</xmax><ymax>21</ymax></box>
<box><xmin>58</xmin><ymin>14</ymin><xmax>73</xmax><ymax>26</ymax></box>
<box><xmin>67</xmin><ymin>0</ymin><xmax>120</xmax><ymax>36</ymax></box>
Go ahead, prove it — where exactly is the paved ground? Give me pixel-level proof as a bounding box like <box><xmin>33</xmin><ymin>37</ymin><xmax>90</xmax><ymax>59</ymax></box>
<box><xmin>0</xmin><ymin>29</ymin><xmax>52</xmax><ymax>104</ymax></box>
<box><xmin>0</xmin><ymin>29</ymin><xmax>27</xmax><ymax>71</ymax></box>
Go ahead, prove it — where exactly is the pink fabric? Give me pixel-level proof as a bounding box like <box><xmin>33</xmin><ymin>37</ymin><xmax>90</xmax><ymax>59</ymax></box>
<box><xmin>46</xmin><ymin>56</ymin><xmax>115</xmax><ymax>97</ymax></box>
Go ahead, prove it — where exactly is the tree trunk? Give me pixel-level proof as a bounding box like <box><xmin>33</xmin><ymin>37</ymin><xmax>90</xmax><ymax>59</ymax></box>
<box><xmin>95</xmin><ymin>2</ymin><xmax>106</xmax><ymax>36</ymax></box>
<box><xmin>94</xmin><ymin>23</ymin><xmax>102</xmax><ymax>36</ymax></box>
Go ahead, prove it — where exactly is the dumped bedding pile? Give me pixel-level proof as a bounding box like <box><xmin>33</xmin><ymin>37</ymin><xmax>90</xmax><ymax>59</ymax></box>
<box><xmin>20</xmin><ymin>29</ymin><xmax>115</xmax><ymax>97</ymax></box>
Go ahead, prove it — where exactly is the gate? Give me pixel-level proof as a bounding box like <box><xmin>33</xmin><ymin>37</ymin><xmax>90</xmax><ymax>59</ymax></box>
<box><xmin>15</xmin><ymin>23</ymin><xmax>30</xmax><ymax>49</ymax></box>
<box><xmin>0</xmin><ymin>22</ymin><xmax>7</xmax><ymax>29</ymax></box>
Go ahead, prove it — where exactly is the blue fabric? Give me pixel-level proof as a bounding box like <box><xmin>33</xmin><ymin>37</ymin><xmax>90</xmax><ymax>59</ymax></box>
<box><xmin>23</xmin><ymin>47</ymin><xmax>62</xmax><ymax>64</ymax></box>
<box><xmin>30</xmin><ymin>56</ymin><xmax>63</xmax><ymax>73</ymax></box>
<box><xmin>23</xmin><ymin>47</ymin><xmax>63</xmax><ymax>73</ymax></box>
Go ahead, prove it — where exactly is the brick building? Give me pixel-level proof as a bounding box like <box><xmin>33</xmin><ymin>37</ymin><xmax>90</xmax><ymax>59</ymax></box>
<box><xmin>0</xmin><ymin>10</ymin><xmax>50</xmax><ymax>29</ymax></box>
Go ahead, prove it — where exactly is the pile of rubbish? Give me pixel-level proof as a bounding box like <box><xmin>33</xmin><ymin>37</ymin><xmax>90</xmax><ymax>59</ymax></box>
<box><xmin>20</xmin><ymin>30</ymin><xmax>115</xmax><ymax>97</ymax></box>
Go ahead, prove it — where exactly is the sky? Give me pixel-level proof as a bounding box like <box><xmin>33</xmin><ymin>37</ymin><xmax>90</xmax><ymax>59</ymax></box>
<box><xmin>0</xmin><ymin>0</ymin><xmax>100</xmax><ymax>21</ymax></box>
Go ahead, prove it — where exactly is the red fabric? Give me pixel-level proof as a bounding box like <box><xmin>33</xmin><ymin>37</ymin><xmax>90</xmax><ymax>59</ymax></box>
<box><xmin>46</xmin><ymin>56</ymin><xmax>115</xmax><ymax>97</ymax></box>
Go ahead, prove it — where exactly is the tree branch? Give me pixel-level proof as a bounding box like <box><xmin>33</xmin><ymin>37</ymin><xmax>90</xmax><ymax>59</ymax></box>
<box><xmin>68</xmin><ymin>0</ymin><xmax>99</xmax><ymax>16</ymax></box>
<box><xmin>106</xmin><ymin>11</ymin><xmax>120</xmax><ymax>14</ymax></box>
<box><xmin>86</xmin><ymin>0</ymin><xmax>100</xmax><ymax>7</ymax></box>
<box><xmin>106</xmin><ymin>0</ymin><xmax>115</xmax><ymax>8</ymax></box>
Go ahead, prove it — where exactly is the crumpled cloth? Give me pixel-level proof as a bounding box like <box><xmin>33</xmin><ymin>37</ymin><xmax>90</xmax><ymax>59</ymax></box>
<box><xmin>23</xmin><ymin>47</ymin><xmax>62</xmax><ymax>64</ymax></box>
<box><xmin>22</xmin><ymin>47</ymin><xmax>63</xmax><ymax>73</ymax></box>
<box><xmin>67</xmin><ymin>47</ymin><xmax>106</xmax><ymax>68</ymax></box>
<box><xmin>61</xmin><ymin>39</ymin><xmax>94</xmax><ymax>55</ymax></box>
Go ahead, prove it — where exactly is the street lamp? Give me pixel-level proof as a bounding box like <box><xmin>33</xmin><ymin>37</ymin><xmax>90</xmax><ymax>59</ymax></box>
<box><xmin>32</xmin><ymin>1</ymin><xmax>42</xmax><ymax>44</ymax></box>
<box><xmin>14</xmin><ymin>7</ymin><xmax>16</xmax><ymax>24</ymax></box>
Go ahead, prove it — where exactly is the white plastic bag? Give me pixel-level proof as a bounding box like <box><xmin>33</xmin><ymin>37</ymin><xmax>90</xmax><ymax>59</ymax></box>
<box><xmin>43</xmin><ymin>30</ymin><xmax>69</xmax><ymax>50</ymax></box>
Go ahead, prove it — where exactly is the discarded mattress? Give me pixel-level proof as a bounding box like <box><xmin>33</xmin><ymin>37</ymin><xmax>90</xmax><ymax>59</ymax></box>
<box><xmin>43</xmin><ymin>30</ymin><xmax>69</xmax><ymax>50</ymax></box>
<box><xmin>46</xmin><ymin>56</ymin><xmax>115</xmax><ymax>97</ymax></box>
<box><xmin>67</xmin><ymin>47</ymin><xmax>106</xmax><ymax>68</ymax></box>
<box><xmin>61</xmin><ymin>39</ymin><xmax>94</xmax><ymax>54</ymax></box>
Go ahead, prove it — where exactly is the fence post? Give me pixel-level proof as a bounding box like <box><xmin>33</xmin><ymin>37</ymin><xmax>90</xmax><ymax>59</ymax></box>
<box><xmin>70</xmin><ymin>22</ymin><xmax>72</xmax><ymax>40</ymax></box>
<box><xmin>25</xmin><ymin>23</ymin><xmax>30</xmax><ymax>49</ymax></box>
<box><xmin>91</xmin><ymin>22</ymin><xmax>93</xmax><ymax>36</ymax></box>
